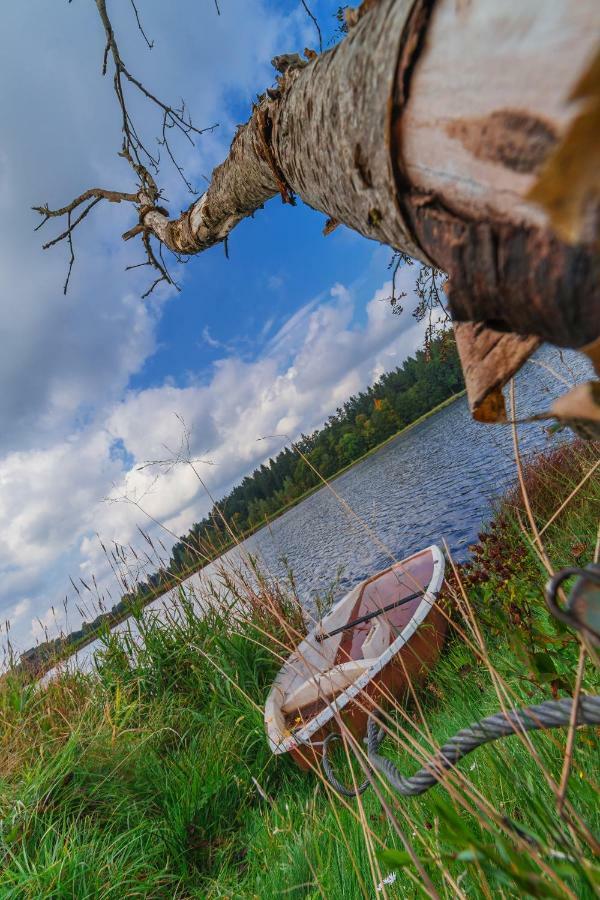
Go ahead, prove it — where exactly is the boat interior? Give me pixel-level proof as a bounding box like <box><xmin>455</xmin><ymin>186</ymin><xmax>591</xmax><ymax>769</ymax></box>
<box><xmin>265</xmin><ymin>549</ymin><xmax>436</xmax><ymax>742</ymax></box>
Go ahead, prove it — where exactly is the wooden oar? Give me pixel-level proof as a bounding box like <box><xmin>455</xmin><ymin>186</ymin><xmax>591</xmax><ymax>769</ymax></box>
<box><xmin>315</xmin><ymin>589</ymin><xmax>424</xmax><ymax>642</ymax></box>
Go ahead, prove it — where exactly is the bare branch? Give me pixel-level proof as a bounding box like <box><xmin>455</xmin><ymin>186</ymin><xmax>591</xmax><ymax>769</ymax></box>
<box><xmin>122</xmin><ymin>223</ymin><xmax>146</xmax><ymax>242</ymax></box>
<box><xmin>159</xmin><ymin>106</ymin><xmax>197</xmax><ymax>193</ymax></box>
<box><xmin>383</xmin><ymin>250</ymin><xmax>452</xmax><ymax>354</ymax></box>
<box><xmin>139</xmin><ymin>229</ymin><xmax>180</xmax><ymax>298</ymax></box>
<box><xmin>34</xmin><ymin>0</ymin><xmax>218</xmax><ymax>293</ymax></box>
<box><xmin>300</xmin><ymin>0</ymin><xmax>323</xmax><ymax>53</ymax></box>
<box><xmin>412</xmin><ymin>264</ymin><xmax>451</xmax><ymax>355</ymax></box>
<box><xmin>95</xmin><ymin>0</ymin><xmax>217</xmax><ymax>175</ymax></box>
<box><xmin>158</xmin><ymin>242</ymin><xmax>179</xmax><ymax>290</ymax></box>
<box><xmin>128</xmin><ymin>0</ymin><xmax>154</xmax><ymax>49</ymax></box>
<box><xmin>33</xmin><ymin>188</ymin><xmax>135</xmax><ymax>288</ymax></box>
<box><xmin>36</xmin><ymin>196</ymin><xmax>105</xmax><ymax>248</ymax></box>
<box><xmin>64</xmin><ymin>210</ymin><xmax>75</xmax><ymax>295</ymax></box>
<box><xmin>125</xmin><ymin>260</ymin><xmax>152</xmax><ymax>271</ymax></box>
<box><xmin>119</xmin><ymin>64</ymin><xmax>218</xmax><ymax>144</ymax></box>
<box><xmin>384</xmin><ymin>250</ymin><xmax>411</xmax><ymax>315</ymax></box>
<box><xmin>33</xmin><ymin>187</ymin><xmax>137</xmax><ymax>229</ymax></box>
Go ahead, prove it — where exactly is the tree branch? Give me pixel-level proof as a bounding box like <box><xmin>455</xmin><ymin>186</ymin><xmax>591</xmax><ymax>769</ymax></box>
<box><xmin>34</xmin><ymin>0</ymin><xmax>217</xmax><ymax>293</ymax></box>
<box><xmin>300</xmin><ymin>0</ymin><xmax>323</xmax><ymax>53</ymax></box>
<box><xmin>128</xmin><ymin>0</ymin><xmax>154</xmax><ymax>50</ymax></box>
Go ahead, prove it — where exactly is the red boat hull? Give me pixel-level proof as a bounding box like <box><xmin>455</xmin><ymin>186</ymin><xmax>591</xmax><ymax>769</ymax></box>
<box><xmin>289</xmin><ymin>599</ymin><xmax>448</xmax><ymax>770</ymax></box>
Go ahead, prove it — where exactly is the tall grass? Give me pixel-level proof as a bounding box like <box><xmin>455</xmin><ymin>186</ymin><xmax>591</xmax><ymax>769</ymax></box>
<box><xmin>0</xmin><ymin>440</ymin><xmax>598</xmax><ymax>897</ymax></box>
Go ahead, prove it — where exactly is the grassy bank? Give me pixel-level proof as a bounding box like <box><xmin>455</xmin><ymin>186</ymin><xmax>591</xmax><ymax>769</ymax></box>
<box><xmin>1</xmin><ymin>439</ymin><xmax>598</xmax><ymax>897</ymax></box>
<box><xmin>22</xmin><ymin>390</ymin><xmax>466</xmax><ymax>676</ymax></box>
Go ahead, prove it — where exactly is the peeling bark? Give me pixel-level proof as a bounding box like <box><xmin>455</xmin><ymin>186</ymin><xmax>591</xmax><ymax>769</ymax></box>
<box><xmin>139</xmin><ymin>116</ymin><xmax>280</xmax><ymax>253</ymax></box>
<box><xmin>454</xmin><ymin>323</ymin><xmax>540</xmax><ymax>421</ymax></box>
<box><xmin>110</xmin><ymin>0</ymin><xmax>599</xmax><ymax>420</ymax></box>
<box><xmin>404</xmin><ymin>198</ymin><xmax>599</xmax><ymax>348</ymax></box>
<box><xmin>393</xmin><ymin>0</ymin><xmax>599</xmax><ymax>415</ymax></box>
<box><xmin>136</xmin><ymin>0</ymin><xmax>599</xmax><ymax>325</ymax></box>
<box><xmin>140</xmin><ymin>0</ymin><xmax>429</xmax><ymax>262</ymax></box>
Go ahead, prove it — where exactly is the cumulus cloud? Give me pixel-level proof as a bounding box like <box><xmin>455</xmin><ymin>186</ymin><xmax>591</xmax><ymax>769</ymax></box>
<box><xmin>0</xmin><ymin>2</ymin><xmax>431</xmax><ymax>654</ymax></box>
<box><xmin>1</xmin><ymin>270</ymin><xmax>427</xmax><ymax>651</ymax></box>
<box><xmin>0</xmin><ymin>0</ymin><xmax>302</xmax><ymax>456</ymax></box>
<box><xmin>0</xmin><ymin>0</ymin><xmax>312</xmax><ymax>649</ymax></box>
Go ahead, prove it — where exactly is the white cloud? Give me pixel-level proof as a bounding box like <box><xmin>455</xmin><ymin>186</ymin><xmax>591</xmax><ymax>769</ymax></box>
<box><xmin>1</xmin><ymin>274</ymin><xmax>428</xmax><ymax>651</ymax></box>
<box><xmin>266</xmin><ymin>296</ymin><xmax>322</xmax><ymax>358</ymax></box>
<box><xmin>201</xmin><ymin>325</ymin><xmax>224</xmax><ymax>349</ymax></box>
<box><xmin>260</xmin><ymin>317</ymin><xmax>275</xmax><ymax>340</ymax></box>
<box><xmin>11</xmin><ymin>599</ymin><xmax>31</xmax><ymax>622</ymax></box>
<box><xmin>0</xmin><ymin>0</ymin><xmax>311</xmax><ymax>650</ymax></box>
<box><xmin>0</xmin><ymin>0</ymin><xmax>301</xmax><ymax>457</ymax></box>
<box><xmin>267</xmin><ymin>275</ymin><xmax>284</xmax><ymax>291</ymax></box>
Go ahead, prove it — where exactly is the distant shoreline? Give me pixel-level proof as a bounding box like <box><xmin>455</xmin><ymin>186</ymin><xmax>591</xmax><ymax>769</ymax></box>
<box><xmin>244</xmin><ymin>389</ymin><xmax>467</xmax><ymax>525</ymax></box>
<box><xmin>123</xmin><ymin>388</ymin><xmax>465</xmax><ymax>587</ymax></box>
<box><xmin>22</xmin><ymin>389</ymin><xmax>466</xmax><ymax>675</ymax></box>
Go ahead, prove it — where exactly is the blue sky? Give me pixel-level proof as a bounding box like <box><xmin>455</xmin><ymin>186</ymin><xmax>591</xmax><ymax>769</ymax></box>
<box><xmin>0</xmin><ymin>1</ymin><xmax>431</xmax><ymax>652</ymax></box>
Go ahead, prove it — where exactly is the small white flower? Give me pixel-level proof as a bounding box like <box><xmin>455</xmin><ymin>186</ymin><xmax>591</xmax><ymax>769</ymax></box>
<box><xmin>376</xmin><ymin>871</ymin><xmax>397</xmax><ymax>891</ymax></box>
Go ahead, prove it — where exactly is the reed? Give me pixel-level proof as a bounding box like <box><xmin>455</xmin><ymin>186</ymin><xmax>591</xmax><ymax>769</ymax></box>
<box><xmin>0</xmin><ymin>439</ymin><xmax>598</xmax><ymax>898</ymax></box>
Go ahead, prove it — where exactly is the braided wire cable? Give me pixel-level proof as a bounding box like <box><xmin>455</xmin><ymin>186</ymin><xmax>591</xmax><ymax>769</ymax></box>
<box><xmin>323</xmin><ymin>568</ymin><xmax>600</xmax><ymax>798</ymax></box>
<box><xmin>321</xmin><ymin>730</ymin><xmax>384</xmax><ymax>797</ymax></box>
<box><xmin>365</xmin><ymin>695</ymin><xmax>600</xmax><ymax>797</ymax></box>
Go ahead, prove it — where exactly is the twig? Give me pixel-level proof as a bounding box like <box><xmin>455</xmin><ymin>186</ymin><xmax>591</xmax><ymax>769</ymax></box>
<box><xmin>300</xmin><ymin>0</ymin><xmax>323</xmax><ymax>53</ymax></box>
<box><xmin>160</xmin><ymin>109</ymin><xmax>196</xmax><ymax>192</ymax></box>
<box><xmin>64</xmin><ymin>210</ymin><xmax>75</xmax><ymax>295</ymax></box>
<box><xmin>39</xmin><ymin>196</ymin><xmax>104</xmax><ymax>249</ymax></box>
<box><xmin>128</xmin><ymin>0</ymin><xmax>153</xmax><ymax>49</ymax></box>
<box><xmin>385</xmin><ymin>252</ymin><xmax>407</xmax><ymax>315</ymax></box>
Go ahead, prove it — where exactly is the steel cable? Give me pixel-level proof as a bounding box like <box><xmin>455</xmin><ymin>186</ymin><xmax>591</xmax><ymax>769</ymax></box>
<box><xmin>322</xmin><ymin>729</ymin><xmax>384</xmax><ymax>797</ymax></box>
<box><xmin>365</xmin><ymin>695</ymin><xmax>600</xmax><ymax>797</ymax></box>
<box><xmin>322</xmin><ymin>696</ymin><xmax>600</xmax><ymax>797</ymax></box>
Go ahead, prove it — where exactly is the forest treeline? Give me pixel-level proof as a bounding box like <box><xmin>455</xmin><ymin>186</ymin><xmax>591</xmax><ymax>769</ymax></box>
<box><xmin>20</xmin><ymin>333</ymin><xmax>463</xmax><ymax>670</ymax></box>
<box><xmin>169</xmin><ymin>332</ymin><xmax>463</xmax><ymax>573</ymax></box>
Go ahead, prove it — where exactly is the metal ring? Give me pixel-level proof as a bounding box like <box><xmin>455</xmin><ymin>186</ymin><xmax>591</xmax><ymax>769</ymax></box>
<box><xmin>545</xmin><ymin>566</ymin><xmax>600</xmax><ymax>642</ymax></box>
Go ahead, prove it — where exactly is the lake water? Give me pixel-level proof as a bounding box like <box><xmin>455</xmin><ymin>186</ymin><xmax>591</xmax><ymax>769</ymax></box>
<box><xmin>52</xmin><ymin>347</ymin><xmax>592</xmax><ymax>673</ymax></box>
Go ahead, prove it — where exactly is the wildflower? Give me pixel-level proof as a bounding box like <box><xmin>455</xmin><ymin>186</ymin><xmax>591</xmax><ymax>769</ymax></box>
<box><xmin>376</xmin><ymin>871</ymin><xmax>397</xmax><ymax>891</ymax></box>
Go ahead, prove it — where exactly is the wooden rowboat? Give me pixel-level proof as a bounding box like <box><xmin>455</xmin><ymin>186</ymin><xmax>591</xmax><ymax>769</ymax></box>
<box><xmin>265</xmin><ymin>545</ymin><xmax>446</xmax><ymax>770</ymax></box>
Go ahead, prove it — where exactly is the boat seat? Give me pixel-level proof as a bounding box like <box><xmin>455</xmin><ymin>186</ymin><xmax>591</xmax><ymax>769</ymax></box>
<box><xmin>281</xmin><ymin>658</ymin><xmax>379</xmax><ymax>715</ymax></box>
<box><xmin>361</xmin><ymin>616</ymin><xmax>392</xmax><ymax>659</ymax></box>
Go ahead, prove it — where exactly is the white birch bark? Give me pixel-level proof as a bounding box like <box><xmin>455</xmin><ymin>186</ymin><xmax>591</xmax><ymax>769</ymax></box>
<box><xmin>132</xmin><ymin>0</ymin><xmax>599</xmax><ymax>420</ymax></box>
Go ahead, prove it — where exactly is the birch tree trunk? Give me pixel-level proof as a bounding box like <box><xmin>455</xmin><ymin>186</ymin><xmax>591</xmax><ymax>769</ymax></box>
<box><xmin>125</xmin><ymin>0</ymin><xmax>600</xmax><ymax>417</ymax></box>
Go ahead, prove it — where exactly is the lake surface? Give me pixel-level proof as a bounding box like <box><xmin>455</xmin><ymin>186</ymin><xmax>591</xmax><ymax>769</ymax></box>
<box><xmin>218</xmin><ymin>348</ymin><xmax>589</xmax><ymax>606</ymax></box>
<box><xmin>56</xmin><ymin>347</ymin><xmax>592</xmax><ymax>673</ymax></box>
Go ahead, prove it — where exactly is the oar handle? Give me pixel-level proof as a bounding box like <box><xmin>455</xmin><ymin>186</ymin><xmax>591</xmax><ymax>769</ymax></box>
<box><xmin>315</xmin><ymin>589</ymin><xmax>424</xmax><ymax>642</ymax></box>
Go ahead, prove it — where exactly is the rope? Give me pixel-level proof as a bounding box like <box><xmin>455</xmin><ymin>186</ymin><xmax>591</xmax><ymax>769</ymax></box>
<box><xmin>322</xmin><ymin>695</ymin><xmax>600</xmax><ymax>797</ymax></box>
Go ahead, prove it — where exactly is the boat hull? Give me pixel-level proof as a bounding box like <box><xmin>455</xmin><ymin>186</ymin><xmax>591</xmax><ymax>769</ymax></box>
<box><xmin>288</xmin><ymin>599</ymin><xmax>447</xmax><ymax>770</ymax></box>
<box><xmin>264</xmin><ymin>545</ymin><xmax>447</xmax><ymax>769</ymax></box>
